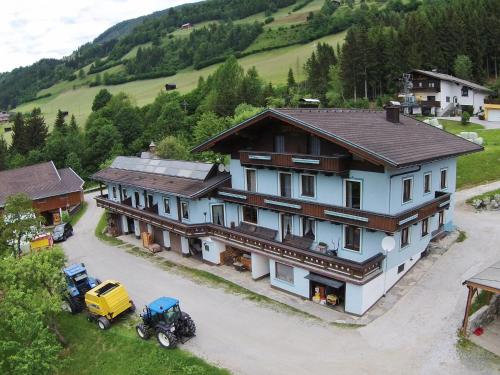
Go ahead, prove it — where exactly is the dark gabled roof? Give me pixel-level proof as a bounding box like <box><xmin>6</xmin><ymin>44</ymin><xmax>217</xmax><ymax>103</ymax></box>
<box><xmin>92</xmin><ymin>157</ymin><xmax>230</xmax><ymax>198</ymax></box>
<box><xmin>192</xmin><ymin>108</ymin><xmax>483</xmax><ymax>168</ymax></box>
<box><xmin>412</xmin><ymin>69</ymin><xmax>493</xmax><ymax>93</ymax></box>
<box><xmin>0</xmin><ymin>161</ymin><xmax>84</xmax><ymax>207</ymax></box>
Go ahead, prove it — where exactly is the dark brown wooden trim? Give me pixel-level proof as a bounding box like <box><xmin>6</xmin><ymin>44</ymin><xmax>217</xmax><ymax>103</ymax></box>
<box><xmin>217</xmin><ymin>187</ymin><xmax>451</xmax><ymax>233</ymax></box>
<box><xmin>96</xmin><ymin>195</ymin><xmax>384</xmax><ymax>284</ymax></box>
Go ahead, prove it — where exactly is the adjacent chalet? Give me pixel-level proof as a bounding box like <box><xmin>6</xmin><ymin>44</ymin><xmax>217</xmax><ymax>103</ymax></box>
<box><xmin>405</xmin><ymin>69</ymin><xmax>493</xmax><ymax>116</ymax></box>
<box><xmin>0</xmin><ymin>161</ymin><xmax>84</xmax><ymax>224</ymax></box>
<box><xmin>93</xmin><ymin>107</ymin><xmax>482</xmax><ymax>315</ymax></box>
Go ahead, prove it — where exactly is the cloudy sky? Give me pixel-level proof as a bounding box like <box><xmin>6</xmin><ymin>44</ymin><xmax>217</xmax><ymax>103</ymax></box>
<box><xmin>0</xmin><ymin>0</ymin><xmax>197</xmax><ymax>73</ymax></box>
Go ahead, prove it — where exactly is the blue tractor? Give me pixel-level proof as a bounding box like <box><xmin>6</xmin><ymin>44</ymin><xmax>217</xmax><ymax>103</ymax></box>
<box><xmin>62</xmin><ymin>263</ymin><xmax>100</xmax><ymax>314</ymax></box>
<box><xmin>136</xmin><ymin>297</ymin><xmax>196</xmax><ymax>349</ymax></box>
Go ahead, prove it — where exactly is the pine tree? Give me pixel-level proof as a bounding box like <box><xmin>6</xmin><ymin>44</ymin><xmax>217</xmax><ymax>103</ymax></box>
<box><xmin>0</xmin><ymin>136</ymin><xmax>8</xmax><ymax>170</ymax></box>
<box><xmin>25</xmin><ymin>108</ymin><xmax>48</xmax><ymax>151</ymax></box>
<box><xmin>287</xmin><ymin>68</ymin><xmax>296</xmax><ymax>90</ymax></box>
<box><xmin>10</xmin><ymin>112</ymin><xmax>27</xmax><ymax>154</ymax></box>
<box><xmin>53</xmin><ymin>110</ymin><xmax>67</xmax><ymax>134</ymax></box>
<box><xmin>240</xmin><ymin>66</ymin><xmax>263</xmax><ymax>106</ymax></box>
<box><xmin>69</xmin><ymin>115</ymin><xmax>78</xmax><ymax>133</ymax></box>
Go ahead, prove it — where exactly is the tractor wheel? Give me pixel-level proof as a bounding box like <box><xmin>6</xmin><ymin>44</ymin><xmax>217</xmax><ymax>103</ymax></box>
<box><xmin>136</xmin><ymin>323</ymin><xmax>150</xmax><ymax>340</ymax></box>
<box><xmin>63</xmin><ymin>297</ymin><xmax>82</xmax><ymax>314</ymax></box>
<box><xmin>156</xmin><ymin>329</ymin><xmax>177</xmax><ymax>349</ymax></box>
<box><xmin>182</xmin><ymin>315</ymin><xmax>196</xmax><ymax>337</ymax></box>
<box><xmin>97</xmin><ymin>316</ymin><xmax>111</xmax><ymax>330</ymax></box>
<box><xmin>129</xmin><ymin>301</ymin><xmax>136</xmax><ymax>313</ymax></box>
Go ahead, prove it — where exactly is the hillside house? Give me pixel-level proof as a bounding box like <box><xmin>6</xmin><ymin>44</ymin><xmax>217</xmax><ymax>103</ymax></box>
<box><xmin>93</xmin><ymin>107</ymin><xmax>481</xmax><ymax>315</ymax></box>
<box><xmin>0</xmin><ymin>161</ymin><xmax>84</xmax><ymax>224</ymax></box>
<box><xmin>405</xmin><ymin>69</ymin><xmax>492</xmax><ymax>116</ymax></box>
<box><xmin>181</xmin><ymin>23</ymin><xmax>193</xmax><ymax>30</ymax></box>
<box><xmin>0</xmin><ymin>111</ymin><xmax>11</xmax><ymax>123</ymax></box>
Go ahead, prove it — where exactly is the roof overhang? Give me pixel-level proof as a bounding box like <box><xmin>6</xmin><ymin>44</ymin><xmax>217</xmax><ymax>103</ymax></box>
<box><xmin>192</xmin><ymin>109</ymin><xmax>395</xmax><ymax>167</ymax></box>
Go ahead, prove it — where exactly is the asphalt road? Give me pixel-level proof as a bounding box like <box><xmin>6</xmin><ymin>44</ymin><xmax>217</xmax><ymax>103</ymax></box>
<box><xmin>63</xmin><ymin>189</ymin><xmax>500</xmax><ymax>375</ymax></box>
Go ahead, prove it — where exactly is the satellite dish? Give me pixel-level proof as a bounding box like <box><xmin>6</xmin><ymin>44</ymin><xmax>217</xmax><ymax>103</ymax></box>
<box><xmin>381</xmin><ymin>236</ymin><xmax>396</xmax><ymax>252</ymax></box>
<box><xmin>218</xmin><ymin>164</ymin><xmax>225</xmax><ymax>173</ymax></box>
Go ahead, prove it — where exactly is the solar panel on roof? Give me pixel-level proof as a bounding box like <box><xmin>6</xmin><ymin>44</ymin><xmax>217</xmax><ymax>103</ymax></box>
<box><xmin>111</xmin><ymin>156</ymin><xmax>213</xmax><ymax>180</ymax></box>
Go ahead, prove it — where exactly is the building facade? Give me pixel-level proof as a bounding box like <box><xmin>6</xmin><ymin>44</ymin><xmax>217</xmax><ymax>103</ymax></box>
<box><xmin>0</xmin><ymin>161</ymin><xmax>84</xmax><ymax>224</ymax></box>
<box><xmin>405</xmin><ymin>69</ymin><xmax>492</xmax><ymax>116</ymax></box>
<box><xmin>94</xmin><ymin>107</ymin><xmax>481</xmax><ymax>315</ymax></box>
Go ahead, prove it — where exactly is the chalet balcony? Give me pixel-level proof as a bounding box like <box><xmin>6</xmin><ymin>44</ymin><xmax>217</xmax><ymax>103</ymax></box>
<box><xmin>95</xmin><ymin>194</ymin><xmax>384</xmax><ymax>284</ymax></box>
<box><xmin>419</xmin><ymin>100</ymin><xmax>441</xmax><ymax>108</ymax></box>
<box><xmin>217</xmin><ymin>188</ymin><xmax>452</xmax><ymax>233</ymax></box>
<box><xmin>485</xmin><ymin>98</ymin><xmax>500</xmax><ymax>105</ymax></box>
<box><xmin>411</xmin><ymin>79</ymin><xmax>440</xmax><ymax>92</ymax></box>
<box><xmin>239</xmin><ymin>150</ymin><xmax>349</xmax><ymax>174</ymax></box>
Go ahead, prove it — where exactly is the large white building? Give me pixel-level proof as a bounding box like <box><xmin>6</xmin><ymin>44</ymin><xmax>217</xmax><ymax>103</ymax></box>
<box><xmin>406</xmin><ymin>69</ymin><xmax>492</xmax><ymax>116</ymax></box>
<box><xmin>93</xmin><ymin>107</ymin><xmax>482</xmax><ymax>315</ymax></box>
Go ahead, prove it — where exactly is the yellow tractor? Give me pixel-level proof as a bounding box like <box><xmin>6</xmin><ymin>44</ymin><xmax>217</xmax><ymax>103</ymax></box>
<box><xmin>84</xmin><ymin>280</ymin><xmax>135</xmax><ymax>330</ymax></box>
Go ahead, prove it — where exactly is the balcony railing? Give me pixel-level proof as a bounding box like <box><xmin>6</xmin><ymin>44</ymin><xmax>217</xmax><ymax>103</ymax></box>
<box><xmin>411</xmin><ymin>79</ymin><xmax>440</xmax><ymax>91</ymax></box>
<box><xmin>96</xmin><ymin>195</ymin><xmax>384</xmax><ymax>284</ymax></box>
<box><xmin>419</xmin><ymin>100</ymin><xmax>441</xmax><ymax>108</ymax></box>
<box><xmin>239</xmin><ymin>150</ymin><xmax>349</xmax><ymax>174</ymax></box>
<box><xmin>217</xmin><ymin>188</ymin><xmax>451</xmax><ymax>233</ymax></box>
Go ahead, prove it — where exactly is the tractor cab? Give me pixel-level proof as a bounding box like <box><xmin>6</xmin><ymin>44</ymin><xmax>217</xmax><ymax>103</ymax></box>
<box><xmin>63</xmin><ymin>263</ymin><xmax>100</xmax><ymax>298</ymax></box>
<box><xmin>137</xmin><ymin>296</ymin><xmax>196</xmax><ymax>349</ymax></box>
<box><xmin>143</xmin><ymin>297</ymin><xmax>181</xmax><ymax>325</ymax></box>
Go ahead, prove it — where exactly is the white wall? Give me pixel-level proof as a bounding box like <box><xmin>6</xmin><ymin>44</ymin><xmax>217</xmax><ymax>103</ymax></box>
<box><xmin>251</xmin><ymin>253</ymin><xmax>270</xmax><ymax>279</ymax></box>
<box><xmin>163</xmin><ymin>230</ymin><xmax>171</xmax><ymax>248</ymax></box>
<box><xmin>269</xmin><ymin>259</ymin><xmax>309</xmax><ymax>298</ymax></box>
<box><xmin>201</xmin><ymin>238</ymin><xmax>225</xmax><ymax>264</ymax></box>
<box><xmin>345</xmin><ymin>274</ymin><xmax>384</xmax><ymax>315</ymax></box>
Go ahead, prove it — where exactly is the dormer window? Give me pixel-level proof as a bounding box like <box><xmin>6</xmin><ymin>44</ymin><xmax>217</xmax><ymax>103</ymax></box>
<box><xmin>274</xmin><ymin>135</ymin><xmax>285</xmax><ymax>153</ymax></box>
<box><xmin>308</xmin><ymin>135</ymin><xmax>321</xmax><ymax>155</ymax></box>
<box><xmin>461</xmin><ymin>86</ymin><xmax>469</xmax><ymax>97</ymax></box>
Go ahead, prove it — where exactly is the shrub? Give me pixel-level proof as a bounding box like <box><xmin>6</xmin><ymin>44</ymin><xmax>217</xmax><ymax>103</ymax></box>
<box><xmin>461</xmin><ymin>111</ymin><xmax>471</xmax><ymax>125</ymax></box>
<box><xmin>264</xmin><ymin>17</ymin><xmax>274</xmax><ymax>24</ymax></box>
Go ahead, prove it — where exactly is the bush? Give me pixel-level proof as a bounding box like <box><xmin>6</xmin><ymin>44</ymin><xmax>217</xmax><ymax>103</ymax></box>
<box><xmin>264</xmin><ymin>17</ymin><xmax>274</xmax><ymax>24</ymax></box>
<box><xmin>461</xmin><ymin>111</ymin><xmax>471</xmax><ymax>125</ymax></box>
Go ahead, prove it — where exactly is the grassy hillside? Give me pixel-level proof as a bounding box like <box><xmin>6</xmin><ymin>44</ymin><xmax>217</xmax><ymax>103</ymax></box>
<box><xmin>15</xmin><ymin>31</ymin><xmax>346</xmax><ymax>127</ymax></box>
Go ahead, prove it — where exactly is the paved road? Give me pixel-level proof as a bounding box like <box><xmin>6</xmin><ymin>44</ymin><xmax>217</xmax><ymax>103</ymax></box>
<box><xmin>63</xmin><ymin>189</ymin><xmax>500</xmax><ymax>375</ymax></box>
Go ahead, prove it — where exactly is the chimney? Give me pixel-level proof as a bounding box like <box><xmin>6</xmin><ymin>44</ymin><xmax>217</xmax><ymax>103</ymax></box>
<box><xmin>149</xmin><ymin>141</ymin><xmax>157</xmax><ymax>154</ymax></box>
<box><xmin>385</xmin><ymin>101</ymin><xmax>401</xmax><ymax>123</ymax></box>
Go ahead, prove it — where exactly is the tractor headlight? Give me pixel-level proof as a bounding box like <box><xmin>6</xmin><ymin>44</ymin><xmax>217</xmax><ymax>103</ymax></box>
<box><xmin>170</xmin><ymin>326</ymin><xmax>175</xmax><ymax>332</ymax></box>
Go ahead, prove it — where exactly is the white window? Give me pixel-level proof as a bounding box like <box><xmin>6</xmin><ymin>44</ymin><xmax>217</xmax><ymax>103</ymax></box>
<box><xmin>438</xmin><ymin>211</ymin><xmax>445</xmax><ymax>228</ymax></box>
<box><xmin>401</xmin><ymin>226</ymin><xmax>410</xmax><ymax>248</ymax></box>
<box><xmin>402</xmin><ymin>177</ymin><xmax>413</xmax><ymax>203</ymax></box>
<box><xmin>211</xmin><ymin>204</ymin><xmax>225</xmax><ymax>226</ymax></box>
<box><xmin>275</xmin><ymin>262</ymin><xmax>294</xmax><ymax>284</ymax></box>
<box><xmin>242</xmin><ymin>206</ymin><xmax>258</xmax><ymax>224</ymax></box>
<box><xmin>421</xmin><ymin>218</ymin><xmax>429</xmax><ymax>237</ymax></box>
<box><xmin>280</xmin><ymin>213</ymin><xmax>293</xmax><ymax>241</ymax></box>
<box><xmin>245</xmin><ymin>168</ymin><xmax>257</xmax><ymax>192</ymax></box>
<box><xmin>440</xmin><ymin>168</ymin><xmax>448</xmax><ymax>189</ymax></box>
<box><xmin>279</xmin><ymin>172</ymin><xmax>292</xmax><ymax>198</ymax></box>
<box><xmin>344</xmin><ymin>225</ymin><xmax>361</xmax><ymax>252</ymax></box>
<box><xmin>300</xmin><ymin>174</ymin><xmax>316</xmax><ymax>198</ymax></box>
<box><xmin>302</xmin><ymin>217</ymin><xmax>315</xmax><ymax>240</ymax></box>
<box><xmin>112</xmin><ymin>186</ymin><xmax>117</xmax><ymax>199</ymax></box>
<box><xmin>163</xmin><ymin>198</ymin><xmax>170</xmax><ymax>214</ymax></box>
<box><xmin>344</xmin><ymin>179</ymin><xmax>362</xmax><ymax>209</ymax></box>
<box><xmin>181</xmin><ymin>201</ymin><xmax>189</xmax><ymax>220</ymax></box>
<box><xmin>423</xmin><ymin>172</ymin><xmax>432</xmax><ymax>194</ymax></box>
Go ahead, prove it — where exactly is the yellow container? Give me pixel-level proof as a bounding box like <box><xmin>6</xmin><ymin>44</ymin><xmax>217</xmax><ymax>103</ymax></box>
<box><xmin>30</xmin><ymin>234</ymin><xmax>53</xmax><ymax>251</ymax></box>
<box><xmin>85</xmin><ymin>280</ymin><xmax>133</xmax><ymax>320</ymax></box>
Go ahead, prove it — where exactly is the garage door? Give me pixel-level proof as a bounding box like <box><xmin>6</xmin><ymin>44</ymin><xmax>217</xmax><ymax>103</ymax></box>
<box><xmin>489</xmin><ymin>109</ymin><xmax>500</xmax><ymax>122</ymax></box>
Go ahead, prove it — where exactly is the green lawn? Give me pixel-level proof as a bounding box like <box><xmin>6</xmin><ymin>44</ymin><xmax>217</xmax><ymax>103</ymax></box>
<box><xmin>438</xmin><ymin>119</ymin><xmax>485</xmax><ymax>134</ymax></box>
<box><xmin>57</xmin><ymin>313</ymin><xmax>228</xmax><ymax>375</ymax></box>
<box><xmin>14</xmin><ymin>31</ymin><xmax>346</xmax><ymax>126</ymax></box>
<box><xmin>68</xmin><ymin>202</ymin><xmax>88</xmax><ymax>226</ymax></box>
<box><xmin>456</xmin><ymin>128</ymin><xmax>500</xmax><ymax>189</ymax></box>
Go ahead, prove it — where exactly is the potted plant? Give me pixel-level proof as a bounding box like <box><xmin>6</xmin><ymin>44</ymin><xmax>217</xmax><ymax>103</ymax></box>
<box><xmin>316</xmin><ymin>242</ymin><xmax>328</xmax><ymax>253</ymax></box>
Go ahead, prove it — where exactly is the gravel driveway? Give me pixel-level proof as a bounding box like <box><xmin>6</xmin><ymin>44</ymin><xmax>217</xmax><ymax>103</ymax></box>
<box><xmin>63</xmin><ymin>189</ymin><xmax>500</xmax><ymax>375</ymax></box>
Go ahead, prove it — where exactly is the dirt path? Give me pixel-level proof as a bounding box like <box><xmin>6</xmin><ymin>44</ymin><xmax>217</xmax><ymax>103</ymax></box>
<box><xmin>63</xmin><ymin>190</ymin><xmax>500</xmax><ymax>375</ymax></box>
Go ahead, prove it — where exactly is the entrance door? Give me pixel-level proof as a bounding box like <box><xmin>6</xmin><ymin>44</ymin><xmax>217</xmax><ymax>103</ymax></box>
<box><xmin>281</xmin><ymin>214</ymin><xmax>293</xmax><ymax>241</ymax></box>
<box><xmin>211</xmin><ymin>204</ymin><xmax>225</xmax><ymax>226</ymax></box>
<box><xmin>127</xmin><ymin>217</ymin><xmax>135</xmax><ymax>233</ymax></box>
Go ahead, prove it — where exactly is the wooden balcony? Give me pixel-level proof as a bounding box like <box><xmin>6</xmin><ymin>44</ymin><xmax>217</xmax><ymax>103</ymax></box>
<box><xmin>95</xmin><ymin>195</ymin><xmax>384</xmax><ymax>284</ymax></box>
<box><xmin>239</xmin><ymin>150</ymin><xmax>349</xmax><ymax>174</ymax></box>
<box><xmin>217</xmin><ymin>188</ymin><xmax>451</xmax><ymax>233</ymax></box>
<box><xmin>419</xmin><ymin>100</ymin><xmax>441</xmax><ymax>108</ymax></box>
<box><xmin>411</xmin><ymin>79</ymin><xmax>440</xmax><ymax>92</ymax></box>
